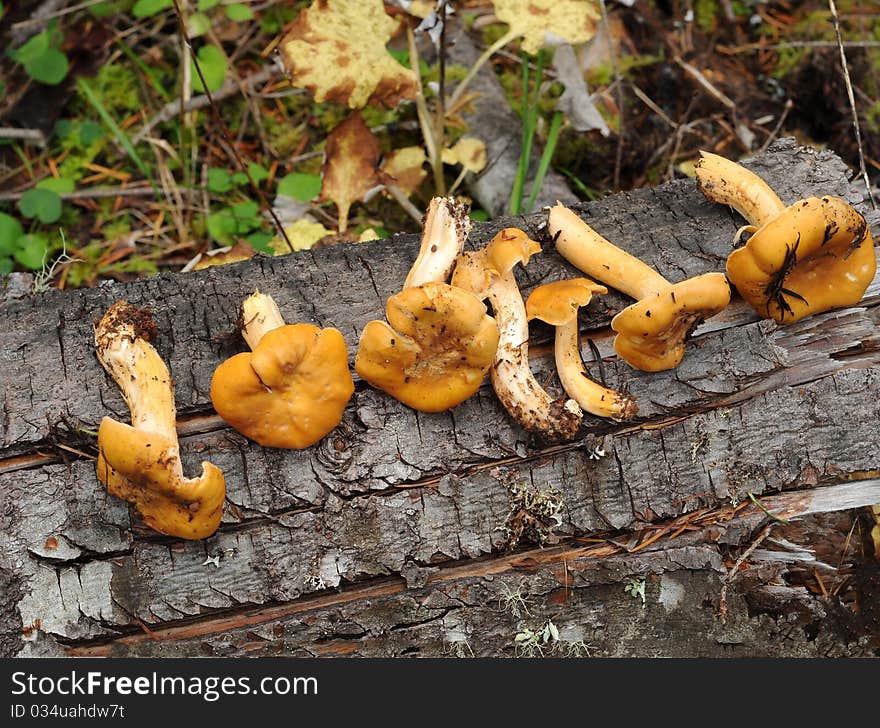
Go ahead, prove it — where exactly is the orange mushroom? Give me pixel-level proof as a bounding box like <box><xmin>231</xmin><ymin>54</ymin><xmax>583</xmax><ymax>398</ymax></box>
<box><xmin>548</xmin><ymin>203</ymin><xmax>731</xmax><ymax>372</ymax></box>
<box><xmin>355</xmin><ymin>197</ymin><xmax>500</xmax><ymax>412</ymax></box>
<box><xmin>453</xmin><ymin>228</ymin><xmax>583</xmax><ymax>442</ymax></box>
<box><xmin>526</xmin><ymin>279</ymin><xmax>638</xmax><ymax>421</ymax></box>
<box><xmin>695</xmin><ymin>151</ymin><xmax>876</xmax><ymax>323</ymax></box>
<box><xmin>94</xmin><ymin>301</ymin><xmax>226</xmax><ymax>540</ymax></box>
<box><xmin>210</xmin><ymin>291</ymin><xmax>354</xmax><ymax>449</ymax></box>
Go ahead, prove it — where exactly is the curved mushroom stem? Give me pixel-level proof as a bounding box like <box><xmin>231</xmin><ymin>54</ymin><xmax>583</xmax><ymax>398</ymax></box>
<box><xmin>488</xmin><ymin>271</ymin><xmax>582</xmax><ymax>441</ymax></box>
<box><xmin>694</xmin><ymin>151</ymin><xmax>786</xmax><ymax>228</ymax></box>
<box><xmin>548</xmin><ymin>204</ymin><xmax>670</xmax><ymax>299</ymax></box>
<box><xmin>95</xmin><ymin>301</ymin><xmax>177</xmax><ymax>439</ymax></box>
<box><xmin>241</xmin><ymin>290</ymin><xmax>286</xmax><ymax>350</ymax></box>
<box><xmin>453</xmin><ymin>228</ymin><xmax>582</xmax><ymax>442</ymax></box>
<box><xmin>555</xmin><ymin>321</ymin><xmax>638</xmax><ymax>421</ymax></box>
<box><xmin>404</xmin><ymin>196</ymin><xmax>472</xmax><ymax>289</ymax></box>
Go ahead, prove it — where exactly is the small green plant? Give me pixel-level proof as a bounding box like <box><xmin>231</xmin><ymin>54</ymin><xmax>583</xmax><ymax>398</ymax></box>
<box><xmin>624</xmin><ymin>576</ymin><xmax>647</xmax><ymax>606</ymax></box>
<box><xmin>513</xmin><ymin>619</ymin><xmax>559</xmax><ymax>657</ymax></box>
<box><xmin>0</xmin><ymin>213</ymin><xmax>47</xmax><ymax>274</ymax></box>
<box><xmin>509</xmin><ymin>50</ymin><xmax>564</xmax><ymax>215</ymax></box>
<box><xmin>8</xmin><ymin>21</ymin><xmax>69</xmax><ymax>85</ymax></box>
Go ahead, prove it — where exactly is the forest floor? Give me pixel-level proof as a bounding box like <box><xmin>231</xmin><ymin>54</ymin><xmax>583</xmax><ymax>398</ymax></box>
<box><xmin>0</xmin><ymin>0</ymin><xmax>878</xmax><ymax>288</ymax></box>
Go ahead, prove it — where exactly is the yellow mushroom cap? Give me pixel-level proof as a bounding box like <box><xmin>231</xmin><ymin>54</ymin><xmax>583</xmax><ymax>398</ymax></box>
<box><xmin>611</xmin><ymin>272</ymin><xmax>731</xmax><ymax>371</ymax></box>
<box><xmin>96</xmin><ymin>418</ymin><xmax>226</xmax><ymax>540</ymax></box>
<box><xmin>726</xmin><ymin>196</ymin><xmax>876</xmax><ymax>324</ymax></box>
<box><xmin>526</xmin><ymin>278</ymin><xmax>608</xmax><ymax>326</ymax></box>
<box><xmin>355</xmin><ymin>282</ymin><xmax>500</xmax><ymax>412</ymax></box>
<box><xmin>452</xmin><ymin>228</ymin><xmax>542</xmax><ymax>298</ymax></box>
<box><xmin>210</xmin><ymin>323</ymin><xmax>354</xmax><ymax>449</ymax></box>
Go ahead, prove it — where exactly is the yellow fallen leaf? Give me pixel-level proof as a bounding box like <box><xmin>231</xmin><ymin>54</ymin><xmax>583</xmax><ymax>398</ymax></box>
<box><xmin>191</xmin><ymin>242</ymin><xmax>255</xmax><ymax>270</ymax></box>
<box><xmin>380</xmin><ymin>146</ymin><xmax>428</xmax><ymax>195</ymax></box>
<box><xmin>358</xmin><ymin>228</ymin><xmax>380</xmax><ymax>242</ymax></box>
<box><xmin>320</xmin><ymin>112</ymin><xmax>382</xmax><ymax>233</ymax></box>
<box><xmin>279</xmin><ymin>0</ymin><xmax>418</xmax><ymax>108</ymax></box>
<box><xmin>269</xmin><ymin>218</ymin><xmax>333</xmax><ymax>255</ymax></box>
<box><xmin>492</xmin><ymin>0</ymin><xmax>599</xmax><ymax>55</ymax></box>
<box><xmin>441</xmin><ymin>137</ymin><xmax>487</xmax><ymax>173</ymax></box>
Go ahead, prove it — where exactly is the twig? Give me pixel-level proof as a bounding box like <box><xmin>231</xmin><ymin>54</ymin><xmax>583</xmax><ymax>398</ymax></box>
<box><xmin>0</xmin><ymin>185</ymin><xmax>159</xmax><ymax>202</ymax></box>
<box><xmin>757</xmin><ymin>98</ymin><xmax>794</xmax><ymax>154</ymax></box>
<box><xmin>599</xmin><ymin>0</ymin><xmax>625</xmax><ymax>190</ymax></box>
<box><xmin>384</xmin><ymin>185</ymin><xmax>423</xmax><ymax>225</ymax></box>
<box><xmin>718</xmin><ymin>523</ymin><xmax>774</xmax><ymax>623</ymax></box>
<box><xmin>133</xmin><ymin>67</ymin><xmax>278</xmax><ymax>143</ymax></box>
<box><xmin>10</xmin><ymin>0</ymin><xmax>108</xmax><ymax>31</ymax></box>
<box><xmin>674</xmin><ymin>56</ymin><xmax>737</xmax><ymax>110</ymax></box>
<box><xmin>630</xmin><ymin>84</ymin><xmax>678</xmax><ymax>129</ymax></box>
<box><xmin>829</xmin><ymin>0</ymin><xmax>876</xmax><ymax>210</ymax></box>
<box><xmin>0</xmin><ymin>128</ymin><xmax>47</xmax><ymax>146</ymax></box>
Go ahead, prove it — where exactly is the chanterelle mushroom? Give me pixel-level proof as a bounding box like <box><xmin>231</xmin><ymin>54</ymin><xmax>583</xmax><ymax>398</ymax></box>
<box><xmin>210</xmin><ymin>291</ymin><xmax>354</xmax><ymax>449</ymax></box>
<box><xmin>452</xmin><ymin>228</ymin><xmax>583</xmax><ymax>442</ymax></box>
<box><xmin>526</xmin><ymin>279</ymin><xmax>638</xmax><ymax>421</ymax></box>
<box><xmin>548</xmin><ymin>203</ymin><xmax>731</xmax><ymax>372</ymax></box>
<box><xmin>355</xmin><ymin>197</ymin><xmax>500</xmax><ymax>412</ymax></box>
<box><xmin>695</xmin><ymin>150</ymin><xmax>876</xmax><ymax>323</ymax></box>
<box><xmin>95</xmin><ymin>301</ymin><xmax>225</xmax><ymax>540</ymax></box>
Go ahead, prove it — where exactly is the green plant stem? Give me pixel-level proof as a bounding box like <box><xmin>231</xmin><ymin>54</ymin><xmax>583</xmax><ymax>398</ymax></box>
<box><xmin>407</xmin><ymin>24</ymin><xmax>444</xmax><ymax>195</ymax></box>
<box><xmin>524</xmin><ymin>110</ymin><xmax>563</xmax><ymax>213</ymax></box>
<box><xmin>509</xmin><ymin>51</ymin><xmax>547</xmax><ymax>215</ymax></box>
<box><xmin>448</xmin><ymin>28</ymin><xmax>518</xmax><ymax>110</ymax></box>
<box><xmin>77</xmin><ymin>78</ymin><xmax>158</xmax><ymax>196</ymax></box>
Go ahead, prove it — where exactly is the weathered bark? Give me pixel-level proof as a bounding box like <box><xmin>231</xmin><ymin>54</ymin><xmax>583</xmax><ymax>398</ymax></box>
<box><xmin>1</xmin><ymin>140</ymin><xmax>878</xmax><ymax>657</ymax></box>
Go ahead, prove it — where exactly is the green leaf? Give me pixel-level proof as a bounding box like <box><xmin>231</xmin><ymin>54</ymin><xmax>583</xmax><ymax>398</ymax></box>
<box><xmin>0</xmin><ymin>258</ymin><xmax>13</xmax><ymax>276</ymax></box>
<box><xmin>247</xmin><ymin>163</ymin><xmax>269</xmax><ymax>184</ymax></box>
<box><xmin>231</xmin><ymin>201</ymin><xmax>261</xmax><ymax>233</ymax></box>
<box><xmin>207</xmin><ymin>168</ymin><xmax>232</xmax><ymax>193</ymax></box>
<box><xmin>225</xmin><ymin>3</ymin><xmax>254</xmax><ymax>21</ymax></box>
<box><xmin>132</xmin><ymin>0</ymin><xmax>172</xmax><ymax>18</ymax></box>
<box><xmin>19</xmin><ymin>188</ymin><xmax>62</xmax><ymax>223</ymax></box>
<box><xmin>26</xmin><ymin>47</ymin><xmax>68</xmax><ymax>85</ymax></box>
<box><xmin>79</xmin><ymin>120</ymin><xmax>104</xmax><ymax>146</ymax></box>
<box><xmin>0</xmin><ymin>212</ymin><xmax>23</xmax><ymax>256</ymax></box>
<box><xmin>191</xmin><ymin>45</ymin><xmax>227</xmax><ymax>93</ymax></box>
<box><xmin>11</xmin><ymin>30</ymin><xmax>68</xmax><ymax>85</ymax></box>
<box><xmin>14</xmin><ymin>234</ymin><xmax>49</xmax><ymax>270</ymax></box>
<box><xmin>207</xmin><ymin>211</ymin><xmax>237</xmax><ymax>244</ymax></box>
<box><xmin>188</xmin><ymin>12</ymin><xmax>212</xmax><ymax>37</ymax></box>
<box><xmin>245</xmin><ymin>231</ymin><xmax>273</xmax><ymax>253</ymax></box>
<box><xmin>231</xmin><ymin>171</ymin><xmax>248</xmax><ymax>186</ymax></box>
<box><xmin>199</xmin><ymin>0</ymin><xmax>222</xmax><ymax>9</ymax></box>
<box><xmin>277</xmin><ymin>172</ymin><xmax>321</xmax><ymax>202</ymax></box>
<box><xmin>36</xmin><ymin>177</ymin><xmax>75</xmax><ymax>194</ymax></box>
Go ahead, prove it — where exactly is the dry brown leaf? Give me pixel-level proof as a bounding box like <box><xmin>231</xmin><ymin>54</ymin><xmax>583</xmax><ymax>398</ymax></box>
<box><xmin>380</xmin><ymin>146</ymin><xmax>428</xmax><ymax>195</ymax></box>
<box><xmin>441</xmin><ymin>137</ymin><xmax>487</xmax><ymax>173</ymax></box>
<box><xmin>492</xmin><ymin>0</ymin><xmax>599</xmax><ymax>55</ymax></box>
<box><xmin>320</xmin><ymin>112</ymin><xmax>381</xmax><ymax>233</ymax></box>
<box><xmin>279</xmin><ymin>0</ymin><xmax>418</xmax><ymax>108</ymax></box>
<box><xmin>191</xmin><ymin>243</ymin><xmax>255</xmax><ymax>271</ymax></box>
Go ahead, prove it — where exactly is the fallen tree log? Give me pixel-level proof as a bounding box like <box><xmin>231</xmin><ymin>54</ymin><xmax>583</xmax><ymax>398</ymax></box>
<box><xmin>1</xmin><ymin>139</ymin><xmax>878</xmax><ymax>657</ymax></box>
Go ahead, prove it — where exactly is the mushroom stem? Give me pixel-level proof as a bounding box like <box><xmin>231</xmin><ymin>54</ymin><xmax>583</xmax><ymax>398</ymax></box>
<box><xmin>95</xmin><ymin>303</ymin><xmax>176</xmax><ymax>439</ymax></box>
<box><xmin>694</xmin><ymin>151</ymin><xmax>786</xmax><ymax>227</ymax></box>
<box><xmin>241</xmin><ymin>290</ymin><xmax>286</xmax><ymax>349</ymax></box>
<box><xmin>555</xmin><ymin>321</ymin><xmax>638</xmax><ymax>421</ymax></box>
<box><xmin>453</xmin><ymin>228</ymin><xmax>582</xmax><ymax>441</ymax></box>
<box><xmin>403</xmin><ymin>196</ymin><xmax>472</xmax><ymax>289</ymax></box>
<box><xmin>548</xmin><ymin>204</ymin><xmax>670</xmax><ymax>299</ymax></box>
<box><xmin>488</xmin><ymin>271</ymin><xmax>582</xmax><ymax>441</ymax></box>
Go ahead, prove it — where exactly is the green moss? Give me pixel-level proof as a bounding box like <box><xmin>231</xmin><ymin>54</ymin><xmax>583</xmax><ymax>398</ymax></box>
<box><xmin>91</xmin><ymin>63</ymin><xmax>142</xmax><ymax>115</ymax></box>
<box><xmin>694</xmin><ymin>0</ymin><xmax>718</xmax><ymax>33</ymax></box>
<box><xmin>771</xmin><ymin>46</ymin><xmax>808</xmax><ymax>79</ymax></box>
<box><xmin>586</xmin><ymin>53</ymin><xmax>664</xmax><ymax>88</ymax></box>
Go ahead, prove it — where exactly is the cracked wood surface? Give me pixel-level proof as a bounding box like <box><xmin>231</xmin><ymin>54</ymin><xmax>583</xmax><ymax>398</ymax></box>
<box><xmin>1</xmin><ymin>139</ymin><xmax>878</xmax><ymax>657</ymax></box>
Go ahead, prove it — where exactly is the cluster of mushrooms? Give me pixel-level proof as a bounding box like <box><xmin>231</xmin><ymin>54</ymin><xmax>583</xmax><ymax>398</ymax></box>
<box><xmin>93</xmin><ymin>152</ymin><xmax>877</xmax><ymax>540</ymax></box>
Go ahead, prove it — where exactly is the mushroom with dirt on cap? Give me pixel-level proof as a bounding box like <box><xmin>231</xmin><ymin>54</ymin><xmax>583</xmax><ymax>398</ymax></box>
<box><xmin>94</xmin><ymin>301</ymin><xmax>226</xmax><ymax>540</ymax></box>
<box><xmin>547</xmin><ymin>203</ymin><xmax>731</xmax><ymax>372</ymax></box>
<box><xmin>210</xmin><ymin>290</ymin><xmax>354</xmax><ymax>449</ymax></box>
<box><xmin>694</xmin><ymin>150</ymin><xmax>876</xmax><ymax>324</ymax></box>
<box><xmin>452</xmin><ymin>227</ymin><xmax>583</xmax><ymax>442</ymax></box>
<box><xmin>526</xmin><ymin>278</ymin><xmax>638</xmax><ymax>421</ymax></box>
<box><xmin>355</xmin><ymin>196</ymin><xmax>500</xmax><ymax>412</ymax></box>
